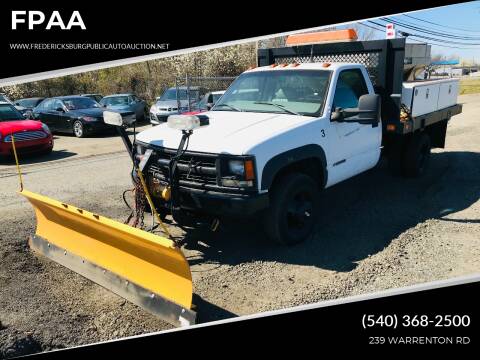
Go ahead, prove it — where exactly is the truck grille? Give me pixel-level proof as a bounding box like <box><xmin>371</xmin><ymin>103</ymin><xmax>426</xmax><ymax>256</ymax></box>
<box><xmin>148</xmin><ymin>148</ymin><xmax>218</xmax><ymax>187</ymax></box>
<box><xmin>4</xmin><ymin>131</ymin><xmax>47</xmax><ymax>142</ymax></box>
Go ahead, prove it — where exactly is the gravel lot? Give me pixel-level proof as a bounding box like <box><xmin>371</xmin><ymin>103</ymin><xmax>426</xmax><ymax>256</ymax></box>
<box><xmin>1</xmin><ymin>95</ymin><xmax>479</xmax><ymax>357</ymax></box>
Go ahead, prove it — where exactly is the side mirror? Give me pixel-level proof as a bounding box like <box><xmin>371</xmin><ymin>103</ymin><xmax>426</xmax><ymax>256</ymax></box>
<box><xmin>103</xmin><ymin>111</ymin><xmax>124</xmax><ymax>126</ymax></box>
<box><xmin>330</xmin><ymin>107</ymin><xmax>343</xmax><ymax>121</ymax></box>
<box><xmin>206</xmin><ymin>102</ymin><xmax>214</xmax><ymax>110</ymax></box>
<box><xmin>56</xmin><ymin>107</ymin><xmax>65</xmax><ymax>112</ymax></box>
<box><xmin>331</xmin><ymin>94</ymin><xmax>380</xmax><ymax>126</ymax></box>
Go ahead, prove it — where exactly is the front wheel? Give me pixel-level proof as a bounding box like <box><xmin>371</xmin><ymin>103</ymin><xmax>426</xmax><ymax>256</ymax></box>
<box><xmin>73</xmin><ymin>120</ymin><xmax>86</xmax><ymax>138</ymax></box>
<box><xmin>263</xmin><ymin>173</ymin><xmax>318</xmax><ymax>245</ymax></box>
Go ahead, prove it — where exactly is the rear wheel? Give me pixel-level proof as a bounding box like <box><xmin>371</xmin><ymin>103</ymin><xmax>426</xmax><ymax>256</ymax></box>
<box><xmin>263</xmin><ymin>173</ymin><xmax>318</xmax><ymax>245</ymax></box>
<box><xmin>73</xmin><ymin>120</ymin><xmax>86</xmax><ymax>138</ymax></box>
<box><xmin>387</xmin><ymin>140</ymin><xmax>405</xmax><ymax>176</ymax></box>
<box><xmin>403</xmin><ymin>133</ymin><xmax>431</xmax><ymax>177</ymax></box>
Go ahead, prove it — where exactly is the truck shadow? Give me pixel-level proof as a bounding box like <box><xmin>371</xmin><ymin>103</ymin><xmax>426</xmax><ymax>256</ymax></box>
<box><xmin>0</xmin><ymin>149</ymin><xmax>76</xmax><ymax>165</ymax></box>
<box><xmin>192</xmin><ymin>294</ymin><xmax>238</xmax><ymax>322</ymax></box>
<box><xmin>181</xmin><ymin>150</ymin><xmax>480</xmax><ymax>273</ymax></box>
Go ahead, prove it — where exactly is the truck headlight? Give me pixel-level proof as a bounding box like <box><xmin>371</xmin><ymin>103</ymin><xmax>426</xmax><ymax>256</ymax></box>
<box><xmin>135</xmin><ymin>143</ymin><xmax>146</xmax><ymax>162</ymax></box>
<box><xmin>228</xmin><ymin>160</ymin><xmax>245</xmax><ymax>176</ymax></box>
<box><xmin>136</xmin><ymin>144</ymin><xmax>145</xmax><ymax>155</ymax></box>
<box><xmin>220</xmin><ymin>158</ymin><xmax>256</xmax><ymax>188</ymax></box>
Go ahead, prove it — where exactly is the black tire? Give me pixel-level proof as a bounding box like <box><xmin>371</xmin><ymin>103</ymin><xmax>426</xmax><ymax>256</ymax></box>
<box><xmin>263</xmin><ymin>173</ymin><xmax>318</xmax><ymax>245</ymax></box>
<box><xmin>41</xmin><ymin>147</ymin><xmax>53</xmax><ymax>156</ymax></box>
<box><xmin>403</xmin><ymin>133</ymin><xmax>431</xmax><ymax>177</ymax></box>
<box><xmin>73</xmin><ymin>120</ymin><xmax>86</xmax><ymax>138</ymax></box>
<box><xmin>387</xmin><ymin>140</ymin><xmax>405</xmax><ymax>176</ymax></box>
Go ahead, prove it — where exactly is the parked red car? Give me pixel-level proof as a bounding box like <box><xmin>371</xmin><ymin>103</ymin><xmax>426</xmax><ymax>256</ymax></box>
<box><xmin>0</xmin><ymin>102</ymin><xmax>53</xmax><ymax>158</ymax></box>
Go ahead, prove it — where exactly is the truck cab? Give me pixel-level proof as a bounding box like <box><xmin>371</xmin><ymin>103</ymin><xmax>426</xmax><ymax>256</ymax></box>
<box><xmin>133</xmin><ymin>34</ymin><xmax>461</xmax><ymax>245</ymax></box>
<box><xmin>135</xmin><ymin>61</ymin><xmax>382</xmax><ymax>244</ymax></box>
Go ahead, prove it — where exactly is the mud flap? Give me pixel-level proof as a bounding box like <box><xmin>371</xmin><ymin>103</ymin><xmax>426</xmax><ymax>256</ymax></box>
<box><xmin>21</xmin><ymin>190</ymin><xmax>196</xmax><ymax>327</ymax></box>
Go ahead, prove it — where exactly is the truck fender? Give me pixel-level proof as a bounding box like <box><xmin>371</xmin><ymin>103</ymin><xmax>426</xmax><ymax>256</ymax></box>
<box><xmin>261</xmin><ymin>144</ymin><xmax>328</xmax><ymax>190</ymax></box>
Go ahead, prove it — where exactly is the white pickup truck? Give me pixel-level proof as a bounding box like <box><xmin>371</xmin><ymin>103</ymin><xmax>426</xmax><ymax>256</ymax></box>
<box><xmin>132</xmin><ymin>36</ymin><xmax>462</xmax><ymax>245</ymax></box>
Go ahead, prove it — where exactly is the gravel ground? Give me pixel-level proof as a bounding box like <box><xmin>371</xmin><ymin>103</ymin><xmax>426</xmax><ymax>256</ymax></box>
<box><xmin>1</xmin><ymin>95</ymin><xmax>479</xmax><ymax>358</ymax></box>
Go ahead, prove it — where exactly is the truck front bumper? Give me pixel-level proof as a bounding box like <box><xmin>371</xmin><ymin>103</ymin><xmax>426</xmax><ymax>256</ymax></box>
<box><xmin>176</xmin><ymin>187</ymin><xmax>269</xmax><ymax>217</ymax></box>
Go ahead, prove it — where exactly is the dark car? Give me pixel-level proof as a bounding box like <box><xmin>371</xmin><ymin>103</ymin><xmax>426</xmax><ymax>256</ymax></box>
<box><xmin>33</xmin><ymin>96</ymin><xmax>135</xmax><ymax>138</ymax></box>
<box><xmin>14</xmin><ymin>97</ymin><xmax>45</xmax><ymax>117</ymax></box>
<box><xmin>100</xmin><ymin>93</ymin><xmax>147</xmax><ymax>123</ymax></box>
<box><xmin>80</xmin><ymin>93</ymin><xmax>103</xmax><ymax>103</ymax></box>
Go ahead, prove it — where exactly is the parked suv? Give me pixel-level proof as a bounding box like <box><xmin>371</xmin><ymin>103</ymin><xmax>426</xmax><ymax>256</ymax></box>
<box><xmin>150</xmin><ymin>86</ymin><xmax>203</xmax><ymax>125</ymax></box>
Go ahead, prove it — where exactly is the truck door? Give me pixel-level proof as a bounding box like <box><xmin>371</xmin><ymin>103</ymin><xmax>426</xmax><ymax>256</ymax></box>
<box><xmin>329</xmin><ymin>68</ymin><xmax>381</xmax><ymax>182</ymax></box>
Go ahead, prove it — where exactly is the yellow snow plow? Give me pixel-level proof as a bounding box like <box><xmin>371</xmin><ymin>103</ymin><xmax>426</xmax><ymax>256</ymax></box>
<box><xmin>10</xmin><ymin>115</ymin><xmax>199</xmax><ymax>327</ymax></box>
<box><xmin>21</xmin><ymin>190</ymin><xmax>195</xmax><ymax>327</ymax></box>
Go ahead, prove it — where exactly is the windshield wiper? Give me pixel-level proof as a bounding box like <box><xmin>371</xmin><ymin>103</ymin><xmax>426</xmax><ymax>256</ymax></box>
<box><xmin>253</xmin><ymin>102</ymin><xmax>302</xmax><ymax>116</ymax></box>
<box><xmin>213</xmin><ymin>103</ymin><xmax>242</xmax><ymax>112</ymax></box>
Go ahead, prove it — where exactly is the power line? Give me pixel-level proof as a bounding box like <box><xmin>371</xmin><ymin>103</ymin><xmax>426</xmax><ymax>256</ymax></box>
<box><xmin>369</xmin><ymin>20</ymin><xmax>480</xmax><ymax>46</ymax></box>
<box><xmin>405</xmin><ymin>36</ymin><xmax>480</xmax><ymax>50</ymax></box>
<box><xmin>357</xmin><ymin>22</ymin><xmax>384</xmax><ymax>34</ymax></box>
<box><xmin>357</xmin><ymin>21</ymin><xmax>480</xmax><ymax>50</ymax></box>
<box><xmin>403</xmin><ymin>14</ymin><xmax>480</xmax><ymax>33</ymax></box>
<box><xmin>365</xmin><ymin>21</ymin><xmax>480</xmax><ymax>49</ymax></box>
<box><xmin>381</xmin><ymin>17</ymin><xmax>480</xmax><ymax>41</ymax></box>
<box><xmin>398</xmin><ymin>15</ymin><xmax>480</xmax><ymax>37</ymax></box>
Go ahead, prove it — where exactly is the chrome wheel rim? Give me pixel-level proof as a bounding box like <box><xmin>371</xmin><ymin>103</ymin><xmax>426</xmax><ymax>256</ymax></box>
<box><xmin>74</xmin><ymin>122</ymin><xmax>83</xmax><ymax>137</ymax></box>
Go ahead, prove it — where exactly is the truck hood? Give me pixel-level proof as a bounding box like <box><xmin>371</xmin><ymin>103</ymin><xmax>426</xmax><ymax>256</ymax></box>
<box><xmin>0</xmin><ymin>119</ymin><xmax>43</xmax><ymax>135</ymax></box>
<box><xmin>136</xmin><ymin>111</ymin><xmax>311</xmax><ymax>154</ymax></box>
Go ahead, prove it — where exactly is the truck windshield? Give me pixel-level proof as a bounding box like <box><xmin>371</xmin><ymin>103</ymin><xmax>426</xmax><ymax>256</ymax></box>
<box><xmin>213</xmin><ymin>70</ymin><xmax>330</xmax><ymax>116</ymax></box>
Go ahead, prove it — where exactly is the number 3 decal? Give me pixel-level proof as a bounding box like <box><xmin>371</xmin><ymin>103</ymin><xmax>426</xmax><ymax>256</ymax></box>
<box><xmin>321</xmin><ymin>129</ymin><xmax>326</xmax><ymax>137</ymax></box>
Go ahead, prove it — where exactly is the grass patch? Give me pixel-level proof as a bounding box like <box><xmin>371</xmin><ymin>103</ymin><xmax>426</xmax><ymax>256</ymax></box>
<box><xmin>460</xmin><ymin>78</ymin><xmax>480</xmax><ymax>95</ymax></box>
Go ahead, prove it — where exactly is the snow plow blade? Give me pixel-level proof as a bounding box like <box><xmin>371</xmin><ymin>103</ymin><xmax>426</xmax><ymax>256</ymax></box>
<box><xmin>21</xmin><ymin>189</ymin><xmax>195</xmax><ymax>327</ymax></box>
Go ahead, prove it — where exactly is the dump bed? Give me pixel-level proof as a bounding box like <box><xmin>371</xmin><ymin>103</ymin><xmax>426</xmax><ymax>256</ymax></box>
<box><xmin>258</xmin><ymin>38</ymin><xmax>462</xmax><ymax>135</ymax></box>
